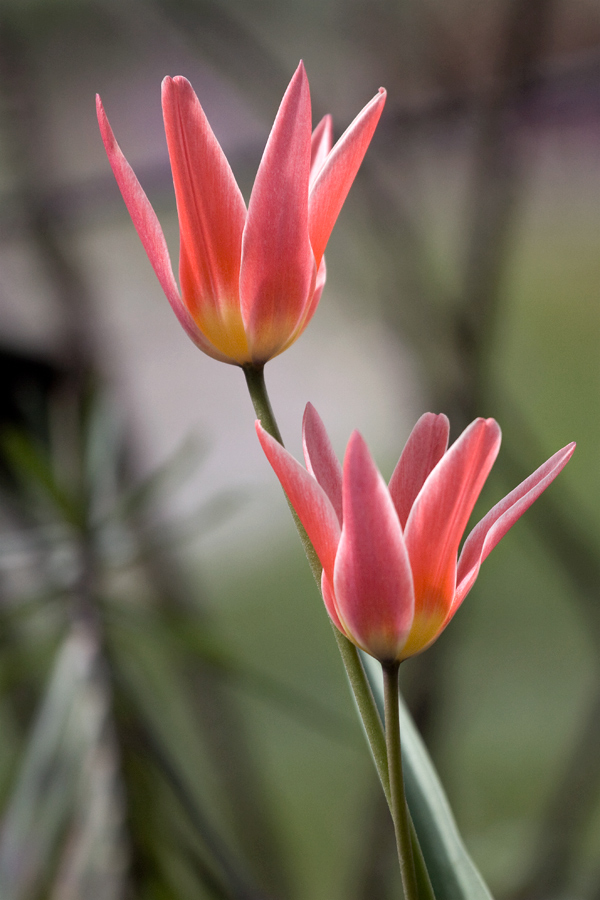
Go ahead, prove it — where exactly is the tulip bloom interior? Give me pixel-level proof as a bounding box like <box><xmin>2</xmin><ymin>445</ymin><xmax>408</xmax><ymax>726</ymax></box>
<box><xmin>257</xmin><ymin>406</ymin><xmax>575</xmax><ymax>663</ymax></box>
<box><xmin>97</xmin><ymin>63</ymin><xmax>386</xmax><ymax>366</ymax></box>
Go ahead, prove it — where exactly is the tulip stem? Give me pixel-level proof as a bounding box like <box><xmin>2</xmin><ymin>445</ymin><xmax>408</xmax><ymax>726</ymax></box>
<box><xmin>243</xmin><ymin>364</ymin><xmax>283</xmax><ymax>445</ymax></box>
<box><xmin>383</xmin><ymin>661</ymin><xmax>419</xmax><ymax>900</ymax></box>
<box><xmin>243</xmin><ymin>363</ymin><xmax>322</xmax><ymax>579</ymax></box>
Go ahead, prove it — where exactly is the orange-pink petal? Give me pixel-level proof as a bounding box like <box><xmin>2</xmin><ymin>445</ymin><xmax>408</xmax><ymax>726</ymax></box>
<box><xmin>96</xmin><ymin>95</ymin><xmax>233</xmax><ymax>363</ymax></box>
<box><xmin>302</xmin><ymin>402</ymin><xmax>343</xmax><ymax>524</ymax></box>
<box><xmin>321</xmin><ymin>569</ymin><xmax>345</xmax><ymax>634</ymax></box>
<box><xmin>333</xmin><ymin>432</ymin><xmax>414</xmax><ymax>662</ymax></box>
<box><xmin>240</xmin><ymin>62</ymin><xmax>316</xmax><ymax>363</ymax></box>
<box><xmin>162</xmin><ymin>76</ymin><xmax>249</xmax><ymax>362</ymax></box>
<box><xmin>454</xmin><ymin>441</ymin><xmax>576</xmax><ymax>610</ymax></box>
<box><xmin>256</xmin><ymin>421</ymin><xmax>340</xmax><ymax>581</ymax></box>
<box><xmin>389</xmin><ymin>413</ymin><xmax>450</xmax><ymax>529</ymax></box>
<box><xmin>308</xmin><ymin>88</ymin><xmax>386</xmax><ymax>269</ymax></box>
<box><xmin>310</xmin><ymin>115</ymin><xmax>333</xmax><ymax>189</ymax></box>
<box><xmin>275</xmin><ymin>256</ymin><xmax>326</xmax><ymax>357</ymax></box>
<box><xmin>403</xmin><ymin>418</ymin><xmax>501</xmax><ymax>652</ymax></box>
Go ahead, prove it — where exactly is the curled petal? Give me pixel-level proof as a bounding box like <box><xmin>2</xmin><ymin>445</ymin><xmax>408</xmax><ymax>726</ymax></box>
<box><xmin>241</xmin><ymin>62</ymin><xmax>316</xmax><ymax>363</ymax></box>
<box><xmin>454</xmin><ymin>441</ymin><xmax>576</xmax><ymax>610</ymax></box>
<box><xmin>333</xmin><ymin>432</ymin><xmax>414</xmax><ymax>662</ymax></box>
<box><xmin>310</xmin><ymin>115</ymin><xmax>333</xmax><ymax>188</ymax></box>
<box><xmin>403</xmin><ymin>418</ymin><xmax>501</xmax><ymax>649</ymax></box>
<box><xmin>256</xmin><ymin>422</ymin><xmax>340</xmax><ymax>581</ymax></box>
<box><xmin>389</xmin><ymin>413</ymin><xmax>450</xmax><ymax>529</ymax></box>
<box><xmin>302</xmin><ymin>403</ymin><xmax>343</xmax><ymax>524</ymax></box>
<box><xmin>309</xmin><ymin>88</ymin><xmax>386</xmax><ymax>269</ymax></box>
<box><xmin>97</xmin><ymin>96</ymin><xmax>230</xmax><ymax>362</ymax></box>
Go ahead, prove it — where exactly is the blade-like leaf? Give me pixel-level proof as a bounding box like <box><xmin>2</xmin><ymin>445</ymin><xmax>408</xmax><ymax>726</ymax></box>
<box><xmin>363</xmin><ymin>656</ymin><xmax>494</xmax><ymax>900</ymax></box>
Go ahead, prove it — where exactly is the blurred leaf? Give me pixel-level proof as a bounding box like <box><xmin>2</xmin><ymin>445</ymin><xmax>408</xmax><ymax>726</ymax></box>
<box><xmin>0</xmin><ymin>626</ymin><xmax>127</xmax><ymax>900</ymax></box>
<box><xmin>111</xmin><ymin>434</ymin><xmax>206</xmax><ymax>525</ymax></box>
<box><xmin>107</xmin><ymin>607</ymin><xmax>273</xmax><ymax>900</ymax></box>
<box><xmin>363</xmin><ymin>656</ymin><xmax>494</xmax><ymax>900</ymax></box>
<box><xmin>1</xmin><ymin>428</ymin><xmax>82</xmax><ymax>528</ymax></box>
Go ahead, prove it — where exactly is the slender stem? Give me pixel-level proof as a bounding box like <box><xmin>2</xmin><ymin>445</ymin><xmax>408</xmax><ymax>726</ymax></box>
<box><xmin>243</xmin><ymin>363</ymin><xmax>283</xmax><ymax>444</ymax></box>
<box><xmin>244</xmin><ymin>363</ymin><xmax>321</xmax><ymax>579</ymax></box>
<box><xmin>383</xmin><ymin>661</ymin><xmax>418</xmax><ymax>900</ymax></box>
<box><xmin>243</xmin><ymin>363</ymin><xmax>433</xmax><ymax>897</ymax></box>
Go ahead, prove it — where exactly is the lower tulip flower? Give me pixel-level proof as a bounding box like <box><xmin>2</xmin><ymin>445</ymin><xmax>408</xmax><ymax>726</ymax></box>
<box><xmin>257</xmin><ymin>405</ymin><xmax>575</xmax><ymax>663</ymax></box>
<box><xmin>97</xmin><ymin>63</ymin><xmax>385</xmax><ymax>366</ymax></box>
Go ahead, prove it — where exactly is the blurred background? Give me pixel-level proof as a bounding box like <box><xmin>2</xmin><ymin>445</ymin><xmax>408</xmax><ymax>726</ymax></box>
<box><xmin>0</xmin><ymin>0</ymin><xmax>598</xmax><ymax>898</ymax></box>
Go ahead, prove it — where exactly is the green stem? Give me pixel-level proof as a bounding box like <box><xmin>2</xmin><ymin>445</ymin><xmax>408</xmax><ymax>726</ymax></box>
<box><xmin>244</xmin><ymin>363</ymin><xmax>321</xmax><ymax>579</ymax></box>
<box><xmin>243</xmin><ymin>363</ymin><xmax>283</xmax><ymax>444</ymax></box>
<box><xmin>332</xmin><ymin>630</ymin><xmax>391</xmax><ymax>803</ymax></box>
<box><xmin>243</xmin><ymin>363</ymin><xmax>434</xmax><ymax>898</ymax></box>
<box><xmin>383</xmin><ymin>662</ymin><xmax>419</xmax><ymax>900</ymax></box>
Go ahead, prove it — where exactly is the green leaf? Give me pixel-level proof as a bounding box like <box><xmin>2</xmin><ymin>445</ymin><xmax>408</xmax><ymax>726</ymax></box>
<box><xmin>363</xmin><ymin>656</ymin><xmax>494</xmax><ymax>900</ymax></box>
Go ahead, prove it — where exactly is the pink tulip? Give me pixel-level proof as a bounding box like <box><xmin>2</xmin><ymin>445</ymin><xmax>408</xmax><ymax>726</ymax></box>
<box><xmin>97</xmin><ymin>63</ymin><xmax>385</xmax><ymax>365</ymax></box>
<box><xmin>257</xmin><ymin>405</ymin><xmax>575</xmax><ymax>663</ymax></box>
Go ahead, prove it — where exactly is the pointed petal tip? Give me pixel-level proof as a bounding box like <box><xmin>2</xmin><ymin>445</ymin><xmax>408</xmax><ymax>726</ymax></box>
<box><xmin>346</xmin><ymin>429</ymin><xmax>367</xmax><ymax>456</ymax></box>
<box><xmin>96</xmin><ymin>94</ymin><xmax>107</xmax><ymax>125</ymax></box>
<box><xmin>291</xmin><ymin>59</ymin><xmax>308</xmax><ymax>85</ymax></box>
<box><xmin>302</xmin><ymin>401</ymin><xmax>318</xmax><ymax>431</ymax></box>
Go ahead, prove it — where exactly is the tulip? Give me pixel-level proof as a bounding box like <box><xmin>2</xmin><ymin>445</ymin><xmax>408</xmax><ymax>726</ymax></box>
<box><xmin>97</xmin><ymin>63</ymin><xmax>385</xmax><ymax>365</ymax></box>
<box><xmin>257</xmin><ymin>405</ymin><xmax>575</xmax><ymax>663</ymax></box>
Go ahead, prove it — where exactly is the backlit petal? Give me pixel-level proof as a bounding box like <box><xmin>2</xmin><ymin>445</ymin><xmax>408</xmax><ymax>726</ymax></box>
<box><xmin>389</xmin><ymin>413</ymin><xmax>450</xmax><ymax>529</ymax></box>
<box><xmin>309</xmin><ymin>88</ymin><xmax>386</xmax><ymax>269</ymax></box>
<box><xmin>333</xmin><ymin>432</ymin><xmax>414</xmax><ymax>662</ymax></box>
<box><xmin>256</xmin><ymin>422</ymin><xmax>340</xmax><ymax>580</ymax></box>
<box><xmin>403</xmin><ymin>418</ymin><xmax>501</xmax><ymax>649</ymax></box>
<box><xmin>302</xmin><ymin>403</ymin><xmax>343</xmax><ymax>524</ymax></box>
<box><xmin>241</xmin><ymin>62</ymin><xmax>316</xmax><ymax>363</ymax></box>
<box><xmin>454</xmin><ymin>441</ymin><xmax>576</xmax><ymax>610</ymax></box>
<box><xmin>162</xmin><ymin>77</ymin><xmax>249</xmax><ymax>362</ymax></box>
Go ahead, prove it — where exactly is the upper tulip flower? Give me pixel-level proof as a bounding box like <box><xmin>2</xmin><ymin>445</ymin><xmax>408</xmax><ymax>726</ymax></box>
<box><xmin>97</xmin><ymin>63</ymin><xmax>386</xmax><ymax>366</ymax></box>
<box><xmin>257</xmin><ymin>405</ymin><xmax>575</xmax><ymax>663</ymax></box>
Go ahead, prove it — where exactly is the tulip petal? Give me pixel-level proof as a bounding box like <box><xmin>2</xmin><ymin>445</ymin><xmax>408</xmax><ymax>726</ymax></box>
<box><xmin>97</xmin><ymin>96</ymin><xmax>232</xmax><ymax>363</ymax></box>
<box><xmin>241</xmin><ymin>62</ymin><xmax>316</xmax><ymax>363</ymax></box>
<box><xmin>276</xmin><ymin>256</ymin><xmax>326</xmax><ymax>357</ymax></box>
<box><xmin>402</xmin><ymin>419</ymin><xmax>501</xmax><ymax>656</ymax></box>
<box><xmin>454</xmin><ymin>441</ymin><xmax>576</xmax><ymax>609</ymax></box>
<box><xmin>308</xmin><ymin>88</ymin><xmax>386</xmax><ymax>269</ymax></box>
<box><xmin>321</xmin><ymin>570</ymin><xmax>345</xmax><ymax>634</ymax></box>
<box><xmin>302</xmin><ymin>403</ymin><xmax>343</xmax><ymax>524</ymax></box>
<box><xmin>310</xmin><ymin>115</ymin><xmax>333</xmax><ymax>189</ymax></box>
<box><xmin>162</xmin><ymin>77</ymin><xmax>250</xmax><ymax>362</ymax></box>
<box><xmin>256</xmin><ymin>422</ymin><xmax>340</xmax><ymax>580</ymax></box>
<box><xmin>389</xmin><ymin>413</ymin><xmax>450</xmax><ymax>529</ymax></box>
<box><xmin>333</xmin><ymin>432</ymin><xmax>414</xmax><ymax>662</ymax></box>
